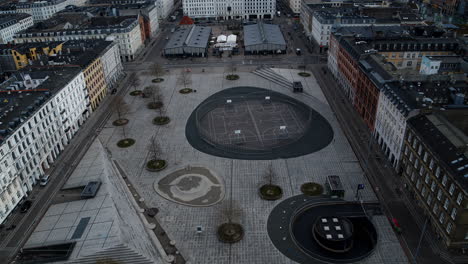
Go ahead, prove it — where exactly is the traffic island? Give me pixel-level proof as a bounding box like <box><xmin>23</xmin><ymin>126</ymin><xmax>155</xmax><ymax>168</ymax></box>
<box><xmin>179</xmin><ymin>88</ymin><xmax>193</xmax><ymax>94</ymax></box>
<box><xmin>129</xmin><ymin>90</ymin><xmax>142</xmax><ymax>96</ymax></box>
<box><xmin>259</xmin><ymin>184</ymin><xmax>283</xmax><ymax>200</ymax></box>
<box><xmin>152</xmin><ymin>78</ymin><xmax>164</xmax><ymax>83</ymax></box>
<box><xmin>117</xmin><ymin>138</ymin><xmax>135</xmax><ymax>148</ymax></box>
<box><xmin>146</xmin><ymin>159</ymin><xmax>167</xmax><ymax>172</ymax></box>
<box><xmin>112</xmin><ymin>118</ymin><xmax>129</xmax><ymax>126</ymax></box>
<box><xmin>298</xmin><ymin>72</ymin><xmax>311</xmax><ymax>77</ymax></box>
<box><xmin>300</xmin><ymin>182</ymin><xmax>323</xmax><ymax>196</ymax></box>
<box><xmin>226</xmin><ymin>74</ymin><xmax>239</xmax><ymax>81</ymax></box>
<box><xmin>217</xmin><ymin>223</ymin><xmax>244</xmax><ymax>243</ymax></box>
<box><xmin>153</xmin><ymin>116</ymin><xmax>170</xmax><ymax>125</ymax></box>
<box><xmin>147</xmin><ymin>102</ymin><xmax>164</xmax><ymax>109</ymax></box>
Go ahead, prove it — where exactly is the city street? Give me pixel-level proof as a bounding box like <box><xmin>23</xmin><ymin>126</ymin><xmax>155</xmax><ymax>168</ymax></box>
<box><xmin>311</xmin><ymin>65</ymin><xmax>449</xmax><ymax>264</ymax></box>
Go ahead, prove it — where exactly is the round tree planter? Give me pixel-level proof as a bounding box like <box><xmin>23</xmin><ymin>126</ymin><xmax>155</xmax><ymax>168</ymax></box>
<box><xmin>153</xmin><ymin>116</ymin><xmax>170</xmax><ymax>125</ymax></box>
<box><xmin>117</xmin><ymin>138</ymin><xmax>135</xmax><ymax>148</ymax></box>
<box><xmin>130</xmin><ymin>90</ymin><xmax>142</xmax><ymax>96</ymax></box>
<box><xmin>300</xmin><ymin>182</ymin><xmax>323</xmax><ymax>196</ymax></box>
<box><xmin>147</xmin><ymin>102</ymin><xmax>163</xmax><ymax>109</ymax></box>
<box><xmin>226</xmin><ymin>74</ymin><xmax>239</xmax><ymax>81</ymax></box>
<box><xmin>112</xmin><ymin>118</ymin><xmax>129</xmax><ymax>126</ymax></box>
<box><xmin>179</xmin><ymin>88</ymin><xmax>193</xmax><ymax>94</ymax></box>
<box><xmin>217</xmin><ymin>223</ymin><xmax>244</xmax><ymax>243</ymax></box>
<box><xmin>259</xmin><ymin>184</ymin><xmax>283</xmax><ymax>200</ymax></box>
<box><xmin>152</xmin><ymin>78</ymin><xmax>164</xmax><ymax>83</ymax></box>
<box><xmin>298</xmin><ymin>72</ymin><xmax>311</xmax><ymax>77</ymax></box>
<box><xmin>146</xmin><ymin>159</ymin><xmax>167</xmax><ymax>172</ymax></box>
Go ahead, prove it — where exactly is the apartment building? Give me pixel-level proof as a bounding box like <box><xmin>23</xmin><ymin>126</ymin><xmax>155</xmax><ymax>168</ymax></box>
<box><xmin>0</xmin><ymin>0</ymin><xmax>86</xmax><ymax>22</ymax></box>
<box><xmin>183</xmin><ymin>0</ymin><xmax>276</xmax><ymax>20</ymax></box>
<box><xmin>0</xmin><ymin>42</ymin><xmax>64</xmax><ymax>71</ymax></box>
<box><xmin>401</xmin><ymin>111</ymin><xmax>468</xmax><ymax>250</ymax></box>
<box><xmin>289</xmin><ymin>0</ymin><xmax>301</xmax><ymax>14</ymax></box>
<box><xmin>0</xmin><ymin>14</ymin><xmax>34</xmax><ymax>44</ymax></box>
<box><xmin>0</xmin><ymin>68</ymin><xmax>89</xmax><ymax>224</ymax></box>
<box><xmin>14</xmin><ymin>14</ymin><xmax>143</xmax><ymax>61</ymax></box>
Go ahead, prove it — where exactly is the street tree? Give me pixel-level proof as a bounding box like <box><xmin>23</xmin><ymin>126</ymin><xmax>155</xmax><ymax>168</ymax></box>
<box><xmin>264</xmin><ymin>163</ymin><xmax>276</xmax><ymax>186</ymax></box>
<box><xmin>114</xmin><ymin>96</ymin><xmax>130</xmax><ymax>137</ymax></box>
<box><xmin>128</xmin><ymin>72</ymin><xmax>141</xmax><ymax>91</ymax></box>
<box><xmin>150</xmin><ymin>63</ymin><xmax>165</xmax><ymax>79</ymax></box>
<box><xmin>178</xmin><ymin>69</ymin><xmax>192</xmax><ymax>89</ymax></box>
<box><xmin>148</xmin><ymin>135</ymin><xmax>161</xmax><ymax>161</ymax></box>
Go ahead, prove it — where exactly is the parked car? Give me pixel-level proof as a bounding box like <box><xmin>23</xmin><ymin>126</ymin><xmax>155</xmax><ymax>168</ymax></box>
<box><xmin>39</xmin><ymin>174</ymin><xmax>50</xmax><ymax>186</ymax></box>
<box><xmin>111</xmin><ymin>88</ymin><xmax>117</xmax><ymax>95</ymax></box>
<box><xmin>20</xmin><ymin>200</ymin><xmax>32</xmax><ymax>213</ymax></box>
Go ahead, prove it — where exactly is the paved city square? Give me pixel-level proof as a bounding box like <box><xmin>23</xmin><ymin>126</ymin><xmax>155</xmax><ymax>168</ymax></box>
<box><xmin>92</xmin><ymin>66</ymin><xmax>408</xmax><ymax>263</ymax></box>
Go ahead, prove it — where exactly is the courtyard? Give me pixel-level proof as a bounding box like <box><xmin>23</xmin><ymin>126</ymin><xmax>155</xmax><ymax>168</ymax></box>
<box><xmin>92</xmin><ymin>66</ymin><xmax>406</xmax><ymax>263</ymax></box>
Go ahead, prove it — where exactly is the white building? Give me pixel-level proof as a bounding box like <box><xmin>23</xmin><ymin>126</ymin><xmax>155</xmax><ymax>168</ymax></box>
<box><xmin>14</xmin><ymin>16</ymin><xmax>144</xmax><ymax>62</ymax></box>
<box><xmin>374</xmin><ymin>83</ymin><xmax>419</xmax><ymax>169</ymax></box>
<box><xmin>183</xmin><ymin>0</ymin><xmax>276</xmax><ymax>20</ymax></box>
<box><xmin>0</xmin><ymin>68</ymin><xmax>89</xmax><ymax>224</ymax></box>
<box><xmin>156</xmin><ymin>0</ymin><xmax>174</xmax><ymax>19</ymax></box>
<box><xmin>0</xmin><ymin>0</ymin><xmax>86</xmax><ymax>22</ymax></box>
<box><xmin>0</xmin><ymin>14</ymin><xmax>34</xmax><ymax>44</ymax></box>
<box><xmin>289</xmin><ymin>0</ymin><xmax>301</xmax><ymax>14</ymax></box>
<box><xmin>101</xmin><ymin>39</ymin><xmax>124</xmax><ymax>90</ymax></box>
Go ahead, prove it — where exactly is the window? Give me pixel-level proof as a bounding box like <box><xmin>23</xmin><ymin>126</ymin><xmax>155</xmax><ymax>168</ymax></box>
<box><xmin>444</xmin><ymin>198</ymin><xmax>449</xmax><ymax>210</ymax></box>
<box><xmin>423</xmin><ymin>152</ymin><xmax>428</xmax><ymax>162</ymax></box>
<box><xmin>425</xmin><ymin>174</ymin><xmax>430</xmax><ymax>184</ymax></box>
<box><xmin>433</xmin><ymin>203</ymin><xmax>439</xmax><ymax>214</ymax></box>
<box><xmin>411</xmin><ymin>171</ymin><xmax>416</xmax><ymax>182</ymax></box>
<box><xmin>418</xmin><ymin>145</ymin><xmax>423</xmax><ymax>155</ymax></box>
<box><xmin>437</xmin><ymin>189</ymin><xmax>443</xmax><ymax>201</ymax></box>
<box><xmin>451</xmin><ymin>208</ymin><xmax>457</xmax><ymax>220</ymax></box>
<box><xmin>449</xmin><ymin>184</ymin><xmax>455</xmax><ymax>195</ymax></box>
<box><xmin>442</xmin><ymin>175</ymin><xmax>447</xmax><ymax>187</ymax></box>
<box><xmin>431</xmin><ymin>181</ymin><xmax>436</xmax><ymax>192</ymax></box>
<box><xmin>416</xmin><ymin>179</ymin><xmax>422</xmax><ymax>190</ymax></box>
<box><xmin>422</xmin><ymin>186</ymin><xmax>427</xmax><ymax>197</ymax></box>
<box><xmin>429</xmin><ymin>159</ymin><xmax>435</xmax><ymax>170</ymax></box>
<box><xmin>439</xmin><ymin>212</ymin><xmax>445</xmax><ymax>224</ymax></box>
<box><xmin>446</xmin><ymin>222</ymin><xmax>453</xmax><ymax>234</ymax></box>
<box><xmin>435</xmin><ymin>166</ymin><xmax>440</xmax><ymax>177</ymax></box>
<box><xmin>457</xmin><ymin>193</ymin><xmax>463</xmax><ymax>205</ymax></box>
<box><xmin>427</xmin><ymin>194</ymin><xmax>432</xmax><ymax>205</ymax></box>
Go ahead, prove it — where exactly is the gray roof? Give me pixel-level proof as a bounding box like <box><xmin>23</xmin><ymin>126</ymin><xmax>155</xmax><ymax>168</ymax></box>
<box><xmin>165</xmin><ymin>25</ymin><xmax>211</xmax><ymax>49</ymax></box>
<box><xmin>243</xmin><ymin>23</ymin><xmax>286</xmax><ymax>47</ymax></box>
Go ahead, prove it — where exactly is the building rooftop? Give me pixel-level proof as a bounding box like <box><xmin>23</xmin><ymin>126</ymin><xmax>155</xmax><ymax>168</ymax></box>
<box><xmin>165</xmin><ymin>25</ymin><xmax>211</xmax><ymax>49</ymax></box>
<box><xmin>0</xmin><ymin>41</ymin><xmax>64</xmax><ymax>54</ymax></box>
<box><xmin>48</xmin><ymin>40</ymin><xmax>114</xmax><ymax>67</ymax></box>
<box><xmin>0</xmin><ymin>68</ymin><xmax>81</xmax><ymax>142</ymax></box>
<box><xmin>243</xmin><ymin>23</ymin><xmax>286</xmax><ymax>47</ymax></box>
<box><xmin>0</xmin><ymin>13</ymin><xmax>31</xmax><ymax>29</ymax></box>
<box><xmin>409</xmin><ymin>111</ymin><xmax>468</xmax><ymax>191</ymax></box>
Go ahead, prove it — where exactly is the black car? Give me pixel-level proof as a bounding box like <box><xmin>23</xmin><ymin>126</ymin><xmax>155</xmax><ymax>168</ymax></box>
<box><xmin>111</xmin><ymin>88</ymin><xmax>117</xmax><ymax>94</ymax></box>
<box><xmin>20</xmin><ymin>200</ymin><xmax>32</xmax><ymax>213</ymax></box>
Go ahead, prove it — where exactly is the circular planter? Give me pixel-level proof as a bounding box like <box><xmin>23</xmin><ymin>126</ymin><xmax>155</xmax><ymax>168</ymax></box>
<box><xmin>179</xmin><ymin>88</ymin><xmax>193</xmax><ymax>94</ymax></box>
<box><xmin>300</xmin><ymin>182</ymin><xmax>323</xmax><ymax>196</ymax></box>
<box><xmin>259</xmin><ymin>184</ymin><xmax>283</xmax><ymax>200</ymax></box>
<box><xmin>152</xmin><ymin>78</ymin><xmax>164</xmax><ymax>83</ymax></box>
<box><xmin>217</xmin><ymin>223</ymin><xmax>244</xmax><ymax>243</ymax></box>
<box><xmin>117</xmin><ymin>138</ymin><xmax>135</xmax><ymax>148</ymax></box>
<box><xmin>153</xmin><ymin>116</ymin><xmax>170</xmax><ymax>125</ymax></box>
<box><xmin>226</xmin><ymin>74</ymin><xmax>239</xmax><ymax>81</ymax></box>
<box><xmin>112</xmin><ymin>118</ymin><xmax>129</xmax><ymax>126</ymax></box>
<box><xmin>146</xmin><ymin>159</ymin><xmax>167</xmax><ymax>172</ymax></box>
<box><xmin>147</xmin><ymin>102</ymin><xmax>163</xmax><ymax>109</ymax></box>
<box><xmin>130</xmin><ymin>90</ymin><xmax>142</xmax><ymax>96</ymax></box>
<box><xmin>298</xmin><ymin>72</ymin><xmax>311</xmax><ymax>77</ymax></box>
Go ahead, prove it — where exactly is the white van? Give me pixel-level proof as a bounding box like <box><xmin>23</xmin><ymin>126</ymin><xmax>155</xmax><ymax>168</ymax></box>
<box><xmin>39</xmin><ymin>175</ymin><xmax>50</xmax><ymax>186</ymax></box>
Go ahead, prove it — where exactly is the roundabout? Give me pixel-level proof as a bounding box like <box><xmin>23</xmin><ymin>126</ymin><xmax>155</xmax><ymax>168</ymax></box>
<box><xmin>154</xmin><ymin>166</ymin><xmax>225</xmax><ymax>207</ymax></box>
<box><xmin>185</xmin><ymin>87</ymin><xmax>334</xmax><ymax>160</ymax></box>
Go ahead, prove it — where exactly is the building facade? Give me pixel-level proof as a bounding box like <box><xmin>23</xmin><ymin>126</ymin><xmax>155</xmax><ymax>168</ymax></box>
<box><xmin>0</xmin><ymin>14</ymin><xmax>34</xmax><ymax>44</ymax></box>
<box><xmin>183</xmin><ymin>0</ymin><xmax>276</xmax><ymax>20</ymax></box>
<box><xmin>0</xmin><ymin>69</ymin><xmax>89</xmax><ymax>225</ymax></box>
<box><xmin>401</xmin><ymin>112</ymin><xmax>468</xmax><ymax>250</ymax></box>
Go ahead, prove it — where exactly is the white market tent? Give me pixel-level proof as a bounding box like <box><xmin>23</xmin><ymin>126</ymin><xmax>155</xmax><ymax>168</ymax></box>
<box><xmin>217</xmin><ymin>34</ymin><xmax>227</xmax><ymax>43</ymax></box>
<box><xmin>227</xmin><ymin>34</ymin><xmax>237</xmax><ymax>44</ymax></box>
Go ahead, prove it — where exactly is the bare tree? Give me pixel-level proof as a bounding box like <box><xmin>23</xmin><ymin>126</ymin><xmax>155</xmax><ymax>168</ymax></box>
<box><xmin>263</xmin><ymin>163</ymin><xmax>276</xmax><ymax>186</ymax></box>
<box><xmin>151</xmin><ymin>85</ymin><xmax>163</xmax><ymax>105</ymax></box>
<box><xmin>148</xmin><ymin>135</ymin><xmax>161</xmax><ymax>161</ymax></box>
<box><xmin>178</xmin><ymin>69</ymin><xmax>192</xmax><ymax>89</ymax></box>
<box><xmin>114</xmin><ymin>96</ymin><xmax>130</xmax><ymax>138</ymax></box>
<box><xmin>150</xmin><ymin>63</ymin><xmax>165</xmax><ymax>78</ymax></box>
<box><xmin>128</xmin><ymin>72</ymin><xmax>141</xmax><ymax>91</ymax></box>
<box><xmin>220</xmin><ymin>200</ymin><xmax>243</xmax><ymax>224</ymax></box>
<box><xmin>114</xmin><ymin>95</ymin><xmax>129</xmax><ymax>121</ymax></box>
<box><xmin>228</xmin><ymin>61</ymin><xmax>236</xmax><ymax>76</ymax></box>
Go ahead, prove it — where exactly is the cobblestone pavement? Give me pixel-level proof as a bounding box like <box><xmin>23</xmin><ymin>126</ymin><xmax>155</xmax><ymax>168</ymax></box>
<box><xmin>97</xmin><ymin>67</ymin><xmax>408</xmax><ymax>264</ymax></box>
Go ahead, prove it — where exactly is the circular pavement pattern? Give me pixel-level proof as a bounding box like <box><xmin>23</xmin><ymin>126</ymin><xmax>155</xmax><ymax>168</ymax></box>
<box><xmin>186</xmin><ymin>87</ymin><xmax>334</xmax><ymax>160</ymax></box>
<box><xmin>267</xmin><ymin>195</ymin><xmax>378</xmax><ymax>264</ymax></box>
<box><xmin>154</xmin><ymin>166</ymin><xmax>225</xmax><ymax>207</ymax></box>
